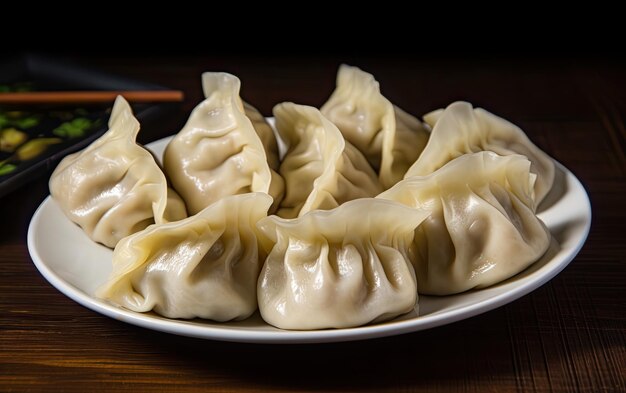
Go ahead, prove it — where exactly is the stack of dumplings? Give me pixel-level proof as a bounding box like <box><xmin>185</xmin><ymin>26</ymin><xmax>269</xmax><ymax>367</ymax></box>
<box><xmin>49</xmin><ymin>65</ymin><xmax>556</xmax><ymax>330</ymax></box>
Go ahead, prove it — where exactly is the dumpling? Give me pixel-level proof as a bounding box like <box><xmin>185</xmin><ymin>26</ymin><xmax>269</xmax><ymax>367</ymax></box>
<box><xmin>422</xmin><ymin>108</ymin><xmax>443</xmax><ymax>129</ymax></box>
<box><xmin>256</xmin><ymin>198</ymin><xmax>429</xmax><ymax>330</ymax></box>
<box><xmin>241</xmin><ymin>102</ymin><xmax>285</xmax><ymax>202</ymax></box>
<box><xmin>405</xmin><ymin>101</ymin><xmax>556</xmax><ymax>204</ymax></box>
<box><xmin>49</xmin><ymin>96</ymin><xmax>187</xmax><ymax>248</ymax></box>
<box><xmin>379</xmin><ymin>152</ymin><xmax>552</xmax><ymax>295</ymax></box>
<box><xmin>273</xmin><ymin>102</ymin><xmax>383</xmax><ymax>218</ymax></box>
<box><xmin>97</xmin><ymin>193</ymin><xmax>272</xmax><ymax>321</ymax></box>
<box><xmin>164</xmin><ymin>72</ymin><xmax>284</xmax><ymax>215</ymax></box>
<box><xmin>199</xmin><ymin>73</ymin><xmax>281</xmax><ymax>170</ymax></box>
<box><xmin>321</xmin><ymin>64</ymin><xmax>429</xmax><ymax>188</ymax></box>
<box><xmin>243</xmin><ymin>102</ymin><xmax>281</xmax><ymax>170</ymax></box>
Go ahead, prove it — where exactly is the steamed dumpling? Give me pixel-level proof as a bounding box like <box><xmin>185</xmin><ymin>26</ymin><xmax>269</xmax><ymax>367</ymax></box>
<box><xmin>49</xmin><ymin>96</ymin><xmax>187</xmax><ymax>248</ymax></box>
<box><xmin>256</xmin><ymin>198</ymin><xmax>429</xmax><ymax>330</ymax></box>
<box><xmin>164</xmin><ymin>72</ymin><xmax>284</xmax><ymax>215</ymax></box>
<box><xmin>242</xmin><ymin>102</ymin><xmax>285</xmax><ymax>202</ymax></box>
<box><xmin>200</xmin><ymin>74</ymin><xmax>281</xmax><ymax>170</ymax></box>
<box><xmin>273</xmin><ymin>102</ymin><xmax>383</xmax><ymax>218</ymax></box>
<box><xmin>379</xmin><ymin>152</ymin><xmax>552</xmax><ymax>295</ymax></box>
<box><xmin>243</xmin><ymin>102</ymin><xmax>281</xmax><ymax>170</ymax></box>
<box><xmin>321</xmin><ymin>64</ymin><xmax>429</xmax><ymax>188</ymax></box>
<box><xmin>405</xmin><ymin>101</ymin><xmax>555</xmax><ymax>204</ymax></box>
<box><xmin>97</xmin><ymin>193</ymin><xmax>272</xmax><ymax>321</ymax></box>
<box><xmin>422</xmin><ymin>108</ymin><xmax>443</xmax><ymax>129</ymax></box>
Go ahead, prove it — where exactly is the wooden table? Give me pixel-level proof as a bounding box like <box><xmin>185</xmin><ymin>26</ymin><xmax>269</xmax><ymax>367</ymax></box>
<box><xmin>1</xmin><ymin>56</ymin><xmax>624</xmax><ymax>392</ymax></box>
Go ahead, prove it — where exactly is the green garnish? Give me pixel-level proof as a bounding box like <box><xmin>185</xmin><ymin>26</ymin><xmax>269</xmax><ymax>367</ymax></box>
<box><xmin>14</xmin><ymin>116</ymin><xmax>40</xmax><ymax>129</ymax></box>
<box><xmin>53</xmin><ymin>117</ymin><xmax>94</xmax><ymax>139</ymax></box>
<box><xmin>0</xmin><ymin>163</ymin><xmax>17</xmax><ymax>176</ymax></box>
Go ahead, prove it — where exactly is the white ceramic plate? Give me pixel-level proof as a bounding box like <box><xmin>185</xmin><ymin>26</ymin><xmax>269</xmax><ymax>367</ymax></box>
<box><xmin>27</xmin><ymin>136</ymin><xmax>591</xmax><ymax>344</ymax></box>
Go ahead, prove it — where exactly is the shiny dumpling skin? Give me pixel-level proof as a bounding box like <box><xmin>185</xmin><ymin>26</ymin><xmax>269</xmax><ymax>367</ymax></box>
<box><xmin>422</xmin><ymin>108</ymin><xmax>443</xmax><ymax>129</ymax></box>
<box><xmin>320</xmin><ymin>64</ymin><xmax>429</xmax><ymax>189</ymax></box>
<box><xmin>256</xmin><ymin>198</ymin><xmax>429</xmax><ymax>330</ymax></box>
<box><xmin>405</xmin><ymin>101</ymin><xmax>555</xmax><ymax>204</ymax></box>
<box><xmin>97</xmin><ymin>193</ymin><xmax>273</xmax><ymax>321</ymax></box>
<box><xmin>241</xmin><ymin>102</ymin><xmax>285</xmax><ymax>203</ymax></box>
<box><xmin>273</xmin><ymin>102</ymin><xmax>383</xmax><ymax>218</ymax></box>
<box><xmin>200</xmin><ymin>73</ymin><xmax>281</xmax><ymax>171</ymax></box>
<box><xmin>379</xmin><ymin>152</ymin><xmax>552</xmax><ymax>295</ymax></box>
<box><xmin>164</xmin><ymin>72</ymin><xmax>284</xmax><ymax>215</ymax></box>
<box><xmin>243</xmin><ymin>102</ymin><xmax>281</xmax><ymax>170</ymax></box>
<box><xmin>49</xmin><ymin>96</ymin><xmax>187</xmax><ymax>248</ymax></box>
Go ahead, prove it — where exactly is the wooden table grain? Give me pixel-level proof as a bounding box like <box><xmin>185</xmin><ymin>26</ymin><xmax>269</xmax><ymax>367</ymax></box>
<box><xmin>1</xmin><ymin>55</ymin><xmax>624</xmax><ymax>392</ymax></box>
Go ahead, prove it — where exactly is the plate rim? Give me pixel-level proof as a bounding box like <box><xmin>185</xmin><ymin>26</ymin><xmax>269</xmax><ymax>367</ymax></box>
<box><xmin>27</xmin><ymin>138</ymin><xmax>592</xmax><ymax>344</ymax></box>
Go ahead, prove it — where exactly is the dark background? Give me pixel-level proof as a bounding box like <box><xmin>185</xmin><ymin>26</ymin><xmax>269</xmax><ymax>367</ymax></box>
<box><xmin>1</xmin><ymin>20</ymin><xmax>625</xmax><ymax>393</ymax></box>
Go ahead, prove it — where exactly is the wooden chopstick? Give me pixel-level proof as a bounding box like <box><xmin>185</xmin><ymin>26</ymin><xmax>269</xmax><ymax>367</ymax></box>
<box><xmin>0</xmin><ymin>90</ymin><xmax>184</xmax><ymax>104</ymax></box>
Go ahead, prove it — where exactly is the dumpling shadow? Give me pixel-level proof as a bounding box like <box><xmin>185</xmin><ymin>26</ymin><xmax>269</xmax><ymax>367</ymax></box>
<box><xmin>536</xmin><ymin>164</ymin><xmax>566</xmax><ymax>213</ymax></box>
<box><xmin>549</xmin><ymin>216</ymin><xmax>591</xmax><ymax>246</ymax></box>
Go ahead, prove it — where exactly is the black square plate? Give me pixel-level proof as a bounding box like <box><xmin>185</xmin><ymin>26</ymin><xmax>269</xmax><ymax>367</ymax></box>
<box><xmin>0</xmin><ymin>54</ymin><xmax>171</xmax><ymax>198</ymax></box>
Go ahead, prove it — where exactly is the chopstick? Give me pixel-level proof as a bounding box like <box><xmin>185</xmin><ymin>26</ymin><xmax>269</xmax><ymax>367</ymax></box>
<box><xmin>0</xmin><ymin>90</ymin><xmax>185</xmax><ymax>104</ymax></box>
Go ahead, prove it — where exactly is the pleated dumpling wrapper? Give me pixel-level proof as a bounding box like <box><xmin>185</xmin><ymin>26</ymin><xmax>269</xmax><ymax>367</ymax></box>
<box><xmin>97</xmin><ymin>193</ymin><xmax>272</xmax><ymax>321</ymax></box>
<box><xmin>273</xmin><ymin>102</ymin><xmax>383</xmax><ymax>218</ymax></box>
<box><xmin>200</xmin><ymin>74</ymin><xmax>281</xmax><ymax>172</ymax></box>
<box><xmin>49</xmin><ymin>96</ymin><xmax>187</xmax><ymax>248</ymax></box>
<box><xmin>321</xmin><ymin>64</ymin><xmax>429</xmax><ymax>189</ymax></box>
<box><xmin>164</xmin><ymin>72</ymin><xmax>284</xmax><ymax>215</ymax></box>
<box><xmin>380</xmin><ymin>151</ymin><xmax>552</xmax><ymax>295</ymax></box>
<box><xmin>242</xmin><ymin>101</ymin><xmax>281</xmax><ymax>171</ymax></box>
<box><xmin>256</xmin><ymin>198</ymin><xmax>429</xmax><ymax>330</ymax></box>
<box><xmin>405</xmin><ymin>101</ymin><xmax>555</xmax><ymax>205</ymax></box>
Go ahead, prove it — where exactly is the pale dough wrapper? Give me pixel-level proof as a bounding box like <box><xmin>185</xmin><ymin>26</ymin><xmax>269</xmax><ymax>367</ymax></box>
<box><xmin>380</xmin><ymin>151</ymin><xmax>552</xmax><ymax>295</ymax></box>
<box><xmin>273</xmin><ymin>102</ymin><xmax>383</xmax><ymax>219</ymax></box>
<box><xmin>321</xmin><ymin>64</ymin><xmax>429</xmax><ymax>189</ymax></box>
<box><xmin>242</xmin><ymin>101</ymin><xmax>281</xmax><ymax>171</ymax></box>
<box><xmin>97</xmin><ymin>193</ymin><xmax>273</xmax><ymax>321</ymax></box>
<box><xmin>49</xmin><ymin>96</ymin><xmax>187</xmax><ymax>248</ymax></box>
<box><xmin>200</xmin><ymin>74</ymin><xmax>281</xmax><ymax>171</ymax></box>
<box><xmin>406</xmin><ymin>101</ymin><xmax>555</xmax><ymax>205</ymax></box>
<box><xmin>256</xmin><ymin>198</ymin><xmax>429</xmax><ymax>330</ymax></box>
<box><xmin>164</xmin><ymin>72</ymin><xmax>284</xmax><ymax>215</ymax></box>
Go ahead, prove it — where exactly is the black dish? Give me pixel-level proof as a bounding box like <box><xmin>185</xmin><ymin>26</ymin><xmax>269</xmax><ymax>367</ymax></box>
<box><xmin>0</xmin><ymin>54</ymin><xmax>172</xmax><ymax>198</ymax></box>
